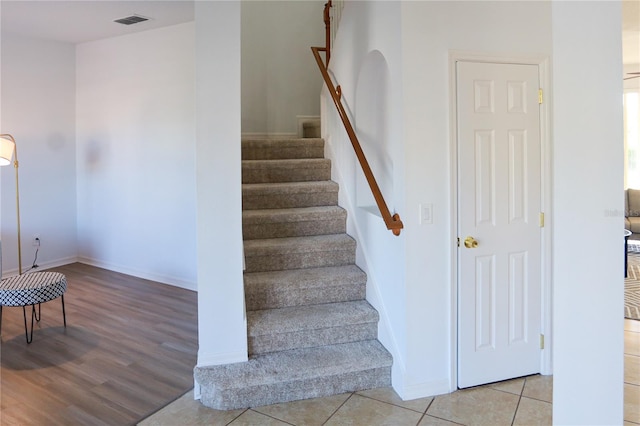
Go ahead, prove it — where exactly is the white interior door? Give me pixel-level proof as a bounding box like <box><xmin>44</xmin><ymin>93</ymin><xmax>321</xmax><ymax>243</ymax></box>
<box><xmin>457</xmin><ymin>61</ymin><xmax>542</xmax><ymax>388</ymax></box>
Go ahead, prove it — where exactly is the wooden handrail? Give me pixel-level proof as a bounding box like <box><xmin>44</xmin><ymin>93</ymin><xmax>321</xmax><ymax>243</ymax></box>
<box><xmin>323</xmin><ymin>1</ymin><xmax>332</xmax><ymax>65</ymax></box>
<box><xmin>311</xmin><ymin>43</ymin><xmax>403</xmax><ymax>235</ymax></box>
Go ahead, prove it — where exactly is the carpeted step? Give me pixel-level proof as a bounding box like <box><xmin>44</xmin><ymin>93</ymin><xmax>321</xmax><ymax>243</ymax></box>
<box><xmin>242</xmin><ymin>138</ymin><xmax>324</xmax><ymax>160</ymax></box>
<box><xmin>243</xmin><ymin>234</ymin><xmax>356</xmax><ymax>273</ymax></box>
<box><xmin>242</xmin><ymin>206</ymin><xmax>347</xmax><ymax>239</ymax></box>
<box><xmin>242</xmin><ymin>181</ymin><xmax>339</xmax><ymax>210</ymax></box>
<box><xmin>247</xmin><ymin>300</ymin><xmax>379</xmax><ymax>355</ymax></box>
<box><xmin>242</xmin><ymin>158</ymin><xmax>331</xmax><ymax>184</ymax></box>
<box><xmin>194</xmin><ymin>340</ymin><xmax>392</xmax><ymax>410</ymax></box>
<box><xmin>244</xmin><ymin>265</ymin><xmax>366</xmax><ymax>311</ymax></box>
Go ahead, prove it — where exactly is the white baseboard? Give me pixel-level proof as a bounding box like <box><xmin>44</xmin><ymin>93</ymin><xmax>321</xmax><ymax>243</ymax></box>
<box><xmin>1</xmin><ymin>255</ymin><xmax>79</xmax><ymax>278</ymax></box>
<box><xmin>397</xmin><ymin>379</ymin><xmax>453</xmax><ymax>401</ymax></box>
<box><xmin>77</xmin><ymin>256</ymin><xmax>197</xmax><ymax>291</ymax></box>
<box><xmin>196</xmin><ymin>350</ymin><xmax>248</xmax><ymax>367</ymax></box>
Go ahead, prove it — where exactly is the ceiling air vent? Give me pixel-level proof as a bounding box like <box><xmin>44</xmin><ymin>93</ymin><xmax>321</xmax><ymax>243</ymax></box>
<box><xmin>114</xmin><ymin>15</ymin><xmax>150</xmax><ymax>25</ymax></box>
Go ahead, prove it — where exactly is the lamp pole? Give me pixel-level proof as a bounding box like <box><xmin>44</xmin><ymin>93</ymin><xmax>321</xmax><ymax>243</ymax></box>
<box><xmin>0</xmin><ymin>134</ymin><xmax>22</xmax><ymax>275</ymax></box>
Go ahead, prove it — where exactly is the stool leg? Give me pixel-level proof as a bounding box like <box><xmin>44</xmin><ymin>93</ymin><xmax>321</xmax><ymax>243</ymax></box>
<box><xmin>61</xmin><ymin>295</ymin><xmax>66</xmax><ymax>327</ymax></box>
<box><xmin>34</xmin><ymin>303</ymin><xmax>41</xmax><ymax>322</ymax></box>
<box><xmin>0</xmin><ymin>305</ymin><xmax>3</xmax><ymax>336</ymax></box>
<box><xmin>23</xmin><ymin>305</ymin><xmax>35</xmax><ymax>344</ymax></box>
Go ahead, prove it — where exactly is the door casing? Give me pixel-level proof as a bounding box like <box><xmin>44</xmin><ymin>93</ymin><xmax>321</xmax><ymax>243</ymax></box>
<box><xmin>447</xmin><ymin>52</ymin><xmax>552</xmax><ymax>391</ymax></box>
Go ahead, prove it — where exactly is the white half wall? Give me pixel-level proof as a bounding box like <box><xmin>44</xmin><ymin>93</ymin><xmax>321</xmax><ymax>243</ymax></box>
<box><xmin>75</xmin><ymin>22</ymin><xmax>196</xmax><ymax>289</ymax></box>
<box><xmin>195</xmin><ymin>1</ymin><xmax>247</xmax><ymax>367</ymax></box>
<box><xmin>551</xmin><ymin>2</ymin><xmax>624</xmax><ymax>423</ymax></box>
<box><xmin>241</xmin><ymin>0</ymin><xmax>324</xmax><ymax>135</ymax></box>
<box><xmin>1</xmin><ymin>33</ymin><xmax>77</xmax><ymax>276</ymax></box>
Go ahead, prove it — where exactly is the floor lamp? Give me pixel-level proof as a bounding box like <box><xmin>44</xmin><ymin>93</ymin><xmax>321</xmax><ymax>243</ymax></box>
<box><xmin>0</xmin><ymin>134</ymin><xmax>22</xmax><ymax>275</ymax></box>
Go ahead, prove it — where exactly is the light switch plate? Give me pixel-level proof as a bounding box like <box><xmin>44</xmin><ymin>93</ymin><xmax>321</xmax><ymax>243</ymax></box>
<box><xmin>419</xmin><ymin>204</ymin><xmax>433</xmax><ymax>225</ymax></box>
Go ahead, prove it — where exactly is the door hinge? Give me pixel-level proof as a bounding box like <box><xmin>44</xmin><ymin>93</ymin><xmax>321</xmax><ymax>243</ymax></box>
<box><xmin>457</xmin><ymin>237</ymin><xmax>460</xmax><ymax>247</ymax></box>
<box><xmin>539</xmin><ymin>212</ymin><xmax>545</xmax><ymax>228</ymax></box>
<box><xmin>538</xmin><ymin>88</ymin><xmax>543</xmax><ymax>104</ymax></box>
<box><xmin>540</xmin><ymin>334</ymin><xmax>545</xmax><ymax>350</ymax></box>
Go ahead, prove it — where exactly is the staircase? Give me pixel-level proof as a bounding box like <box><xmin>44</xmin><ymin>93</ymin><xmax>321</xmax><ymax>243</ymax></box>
<box><xmin>194</xmin><ymin>136</ymin><xmax>392</xmax><ymax>410</ymax></box>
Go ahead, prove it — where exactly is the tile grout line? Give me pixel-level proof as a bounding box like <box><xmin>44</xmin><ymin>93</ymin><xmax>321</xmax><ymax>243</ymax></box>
<box><xmin>509</xmin><ymin>377</ymin><xmax>527</xmax><ymax>426</ymax></box>
<box><xmin>356</xmin><ymin>393</ymin><xmax>429</xmax><ymax>414</ymax></box>
<box><xmin>321</xmin><ymin>392</ymin><xmax>355</xmax><ymax>425</ymax></box>
<box><xmin>225</xmin><ymin>408</ymin><xmax>250</xmax><ymax>426</ymax></box>
<box><xmin>418</xmin><ymin>397</ymin><xmax>467</xmax><ymax>426</ymax></box>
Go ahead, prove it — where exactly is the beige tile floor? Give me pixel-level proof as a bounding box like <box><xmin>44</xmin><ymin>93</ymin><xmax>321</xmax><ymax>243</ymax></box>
<box><xmin>139</xmin><ymin>319</ymin><xmax>640</xmax><ymax>426</ymax></box>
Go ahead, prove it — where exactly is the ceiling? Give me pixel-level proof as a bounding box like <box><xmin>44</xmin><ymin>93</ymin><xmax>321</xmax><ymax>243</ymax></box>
<box><xmin>1</xmin><ymin>1</ymin><xmax>194</xmax><ymax>44</ymax></box>
<box><xmin>1</xmin><ymin>1</ymin><xmax>639</xmax><ymax>67</ymax></box>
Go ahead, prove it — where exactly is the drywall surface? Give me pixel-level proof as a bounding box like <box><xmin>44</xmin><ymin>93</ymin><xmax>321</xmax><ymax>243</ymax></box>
<box><xmin>1</xmin><ymin>33</ymin><xmax>77</xmax><ymax>275</ymax></box>
<box><xmin>76</xmin><ymin>22</ymin><xmax>196</xmax><ymax>289</ymax></box>
<box><xmin>241</xmin><ymin>1</ymin><xmax>324</xmax><ymax>135</ymax></box>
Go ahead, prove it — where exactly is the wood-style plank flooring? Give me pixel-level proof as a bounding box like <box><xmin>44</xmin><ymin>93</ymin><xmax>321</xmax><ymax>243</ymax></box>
<box><xmin>0</xmin><ymin>263</ymin><xmax>198</xmax><ymax>425</ymax></box>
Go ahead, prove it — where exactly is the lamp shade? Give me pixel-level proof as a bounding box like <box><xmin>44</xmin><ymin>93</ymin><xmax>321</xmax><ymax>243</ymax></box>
<box><xmin>0</xmin><ymin>135</ymin><xmax>16</xmax><ymax>166</ymax></box>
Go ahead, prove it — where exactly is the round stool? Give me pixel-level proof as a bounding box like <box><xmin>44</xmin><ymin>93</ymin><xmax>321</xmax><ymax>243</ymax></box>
<box><xmin>0</xmin><ymin>271</ymin><xmax>67</xmax><ymax>343</ymax></box>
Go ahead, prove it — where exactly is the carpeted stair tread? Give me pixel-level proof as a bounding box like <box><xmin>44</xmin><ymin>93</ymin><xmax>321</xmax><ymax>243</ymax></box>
<box><xmin>242</xmin><ymin>158</ymin><xmax>331</xmax><ymax>184</ymax></box>
<box><xmin>247</xmin><ymin>301</ymin><xmax>379</xmax><ymax>355</ymax></box>
<box><xmin>244</xmin><ymin>265</ymin><xmax>366</xmax><ymax>310</ymax></box>
<box><xmin>196</xmin><ymin>137</ymin><xmax>393</xmax><ymax>410</ymax></box>
<box><xmin>242</xmin><ymin>181</ymin><xmax>339</xmax><ymax>210</ymax></box>
<box><xmin>242</xmin><ymin>138</ymin><xmax>324</xmax><ymax>160</ymax></box>
<box><xmin>243</xmin><ymin>234</ymin><xmax>356</xmax><ymax>272</ymax></box>
<box><xmin>243</xmin><ymin>206</ymin><xmax>347</xmax><ymax>239</ymax></box>
<box><xmin>248</xmin><ymin>301</ymin><xmax>377</xmax><ymax>334</ymax></box>
<box><xmin>194</xmin><ymin>340</ymin><xmax>392</xmax><ymax>410</ymax></box>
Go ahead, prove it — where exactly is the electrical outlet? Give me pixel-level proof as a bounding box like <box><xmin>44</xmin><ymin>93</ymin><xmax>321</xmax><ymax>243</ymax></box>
<box><xmin>33</xmin><ymin>235</ymin><xmax>41</xmax><ymax>247</ymax></box>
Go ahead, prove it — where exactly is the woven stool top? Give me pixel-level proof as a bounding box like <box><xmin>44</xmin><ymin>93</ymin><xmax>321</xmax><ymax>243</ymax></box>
<box><xmin>0</xmin><ymin>272</ymin><xmax>67</xmax><ymax>307</ymax></box>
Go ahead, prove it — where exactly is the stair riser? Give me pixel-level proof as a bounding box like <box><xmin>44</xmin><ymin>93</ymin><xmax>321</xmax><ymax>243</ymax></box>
<box><xmin>243</xmin><ymin>218</ymin><xmax>346</xmax><ymax>240</ymax></box>
<box><xmin>200</xmin><ymin>367</ymin><xmax>391</xmax><ymax>410</ymax></box>
<box><xmin>242</xmin><ymin>161</ymin><xmax>331</xmax><ymax>184</ymax></box>
<box><xmin>249</xmin><ymin>323</ymin><xmax>378</xmax><ymax>356</ymax></box>
<box><xmin>303</xmin><ymin>123</ymin><xmax>321</xmax><ymax>139</ymax></box>
<box><xmin>242</xmin><ymin>146</ymin><xmax>323</xmax><ymax>160</ymax></box>
<box><xmin>242</xmin><ymin>191</ymin><xmax>338</xmax><ymax>210</ymax></box>
<box><xmin>244</xmin><ymin>249</ymin><xmax>355</xmax><ymax>273</ymax></box>
<box><xmin>245</xmin><ymin>284</ymin><xmax>365</xmax><ymax>311</ymax></box>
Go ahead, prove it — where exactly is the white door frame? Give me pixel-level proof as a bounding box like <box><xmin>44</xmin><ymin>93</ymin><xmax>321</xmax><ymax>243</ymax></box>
<box><xmin>448</xmin><ymin>51</ymin><xmax>552</xmax><ymax>390</ymax></box>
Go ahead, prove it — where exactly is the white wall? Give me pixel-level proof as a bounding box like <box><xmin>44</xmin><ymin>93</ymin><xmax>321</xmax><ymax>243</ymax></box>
<box><xmin>195</xmin><ymin>1</ymin><xmax>247</xmax><ymax>367</ymax></box>
<box><xmin>326</xmin><ymin>1</ymin><xmax>553</xmax><ymax>399</ymax></box>
<box><xmin>1</xmin><ymin>33</ymin><xmax>77</xmax><ymax>275</ymax></box>
<box><xmin>241</xmin><ymin>0</ymin><xmax>324</xmax><ymax>135</ymax></box>
<box><xmin>323</xmin><ymin>0</ymin><xmax>408</xmax><ymax>395</ymax></box>
<box><xmin>75</xmin><ymin>23</ymin><xmax>196</xmax><ymax>289</ymax></box>
<box><xmin>551</xmin><ymin>2</ymin><xmax>624</xmax><ymax>423</ymax></box>
<box><xmin>399</xmin><ymin>0</ymin><xmax>553</xmax><ymax>399</ymax></box>
<box><xmin>329</xmin><ymin>1</ymin><xmax>624</xmax><ymax>421</ymax></box>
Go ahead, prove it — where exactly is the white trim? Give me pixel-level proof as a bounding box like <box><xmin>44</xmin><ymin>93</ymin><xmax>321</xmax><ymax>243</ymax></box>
<box><xmin>448</xmin><ymin>51</ymin><xmax>553</xmax><ymax>389</ymax></box>
<box><xmin>398</xmin><ymin>379</ymin><xmax>451</xmax><ymax>401</ymax></box>
<box><xmin>538</xmin><ymin>58</ymin><xmax>553</xmax><ymax>376</ymax></box>
<box><xmin>241</xmin><ymin>132</ymin><xmax>298</xmax><ymax>140</ymax></box>
<box><xmin>1</xmin><ymin>255</ymin><xmax>78</xmax><ymax>279</ymax></box>
<box><xmin>193</xmin><ymin>378</ymin><xmax>201</xmax><ymax>400</ymax></box>
<box><xmin>196</xmin><ymin>350</ymin><xmax>248</xmax><ymax>367</ymax></box>
<box><xmin>77</xmin><ymin>256</ymin><xmax>197</xmax><ymax>291</ymax></box>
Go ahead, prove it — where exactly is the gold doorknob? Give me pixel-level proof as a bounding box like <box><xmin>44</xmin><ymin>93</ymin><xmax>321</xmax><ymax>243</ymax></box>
<box><xmin>464</xmin><ymin>236</ymin><xmax>478</xmax><ymax>248</ymax></box>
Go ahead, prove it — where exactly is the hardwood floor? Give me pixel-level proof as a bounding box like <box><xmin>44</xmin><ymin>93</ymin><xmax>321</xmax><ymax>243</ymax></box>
<box><xmin>0</xmin><ymin>263</ymin><xmax>198</xmax><ymax>425</ymax></box>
